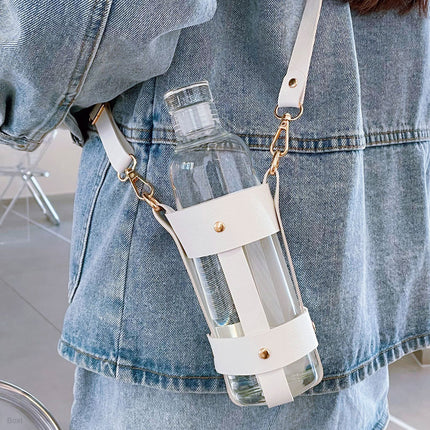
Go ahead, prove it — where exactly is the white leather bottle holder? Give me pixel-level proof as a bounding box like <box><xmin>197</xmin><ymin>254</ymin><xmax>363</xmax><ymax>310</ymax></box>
<box><xmin>89</xmin><ymin>0</ymin><xmax>323</xmax><ymax>408</ymax></box>
<box><xmin>154</xmin><ymin>171</ymin><xmax>318</xmax><ymax>408</ymax></box>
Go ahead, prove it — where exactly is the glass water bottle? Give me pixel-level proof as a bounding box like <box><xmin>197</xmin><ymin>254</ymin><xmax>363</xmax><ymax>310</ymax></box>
<box><xmin>164</xmin><ymin>81</ymin><xmax>323</xmax><ymax>406</ymax></box>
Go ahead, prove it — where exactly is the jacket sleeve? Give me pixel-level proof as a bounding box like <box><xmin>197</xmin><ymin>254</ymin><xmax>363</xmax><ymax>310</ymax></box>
<box><xmin>0</xmin><ymin>0</ymin><xmax>217</xmax><ymax>151</ymax></box>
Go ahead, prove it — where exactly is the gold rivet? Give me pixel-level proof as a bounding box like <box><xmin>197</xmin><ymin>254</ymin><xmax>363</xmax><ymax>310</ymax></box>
<box><xmin>258</xmin><ymin>348</ymin><xmax>270</xmax><ymax>360</ymax></box>
<box><xmin>288</xmin><ymin>78</ymin><xmax>297</xmax><ymax>88</ymax></box>
<box><xmin>213</xmin><ymin>221</ymin><xmax>225</xmax><ymax>232</ymax></box>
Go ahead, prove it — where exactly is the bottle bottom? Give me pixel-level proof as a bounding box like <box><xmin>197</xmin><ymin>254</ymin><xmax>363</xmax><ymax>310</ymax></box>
<box><xmin>225</xmin><ymin>350</ymin><xmax>323</xmax><ymax>406</ymax></box>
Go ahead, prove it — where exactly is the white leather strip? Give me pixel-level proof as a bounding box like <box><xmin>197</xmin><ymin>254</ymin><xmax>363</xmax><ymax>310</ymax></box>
<box><xmin>207</xmin><ymin>308</ymin><xmax>317</xmax><ymax>375</ymax></box>
<box><xmin>257</xmin><ymin>369</ymin><xmax>294</xmax><ymax>407</ymax></box>
<box><xmin>216</xmin><ymin>247</ymin><xmax>294</xmax><ymax>406</ymax></box>
<box><xmin>277</xmin><ymin>0</ymin><xmax>323</xmax><ymax>108</ymax></box>
<box><xmin>165</xmin><ymin>183</ymin><xmax>280</xmax><ymax>258</ymax></box>
<box><xmin>217</xmin><ymin>247</ymin><xmax>270</xmax><ymax>335</ymax></box>
<box><xmin>91</xmin><ymin>104</ymin><xmax>135</xmax><ymax>174</ymax></box>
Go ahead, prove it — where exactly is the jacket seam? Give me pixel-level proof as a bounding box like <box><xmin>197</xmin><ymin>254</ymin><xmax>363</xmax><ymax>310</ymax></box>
<box><xmin>372</xmin><ymin>410</ymin><xmax>389</xmax><ymax>430</ymax></box>
<box><xmin>59</xmin><ymin>340</ymin><xmax>223</xmax><ymax>380</ymax></box>
<box><xmin>59</xmin><ymin>331</ymin><xmax>429</xmax><ymax>383</ymax></box>
<box><xmin>115</xmin><ymin>125</ymin><xmax>430</xmax><ymax>140</ymax></box>
<box><xmin>320</xmin><ymin>332</ymin><xmax>430</xmax><ymax>381</ymax></box>
<box><xmin>115</xmin><ymin>125</ymin><xmax>430</xmax><ymax>149</ymax></box>
<box><xmin>30</xmin><ymin>0</ymin><xmax>113</xmax><ymax>144</ymax></box>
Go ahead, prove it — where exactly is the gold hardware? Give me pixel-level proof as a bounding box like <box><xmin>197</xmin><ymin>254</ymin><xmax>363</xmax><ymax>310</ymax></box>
<box><xmin>269</xmin><ymin>114</ymin><xmax>290</xmax><ymax>176</ymax></box>
<box><xmin>268</xmin><ymin>104</ymin><xmax>304</xmax><ymax>175</ymax></box>
<box><xmin>89</xmin><ymin>103</ymin><xmax>164</xmax><ymax>210</ymax></box>
<box><xmin>269</xmin><ymin>151</ymin><xmax>282</xmax><ymax>176</ymax></box>
<box><xmin>118</xmin><ymin>154</ymin><xmax>163</xmax><ymax>212</ymax></box>
<box><xmin>274</xmin><ymin>104</ymin><xmax>303</xmax><ymax>121</ymax></box>
<box><xmin>288</xmin><ymin>78</ymin><xmax>297</xmax><ymax>88</ymax></box>
<box><xmin>270</xmin><ymin>114</ymin><xmax>290</xmax><ymax>157</ymax></box>
<box><xmin>214</xmin><ymin>221</ymin><xmax>225</xmax><ymax>232</ymax></box>
<box><xmin>90</xmin><ymin>103</ymin><xmax>106</xmax><ymax>125</ymax></box>
<box><xmin>258</xmin><ymin>348</ymin><xmax>270</xmax><ymax>360</ymax></box>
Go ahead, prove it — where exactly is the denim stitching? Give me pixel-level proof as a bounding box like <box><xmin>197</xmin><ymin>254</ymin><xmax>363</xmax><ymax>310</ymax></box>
<box><xmin>59</xmin><ymin>332</ymin><xmax>430</xmax><ymax>384</ymax></box>
<box><xmin>320</xmin><ymin>332</ymin><xmax>430</xmax><ymax>381</ymax></box>
<box><xmin>117</xmin><ymin>126</ymin><xmax>430</xmax><ymax>139</ymax></box>
<box><xmin>59</xmin><ymin>340</ymin><xmax>223</xmax><ymax>380</ymax></box>
<box><xmin>372</xmin><ymin>410</ymin><xmax>389</xmax><ymax>430</ymax></box>
<box><xmin>118</xmin><ymin>126</ymin><xmax>430</xmax><ymax>152</ymax></box>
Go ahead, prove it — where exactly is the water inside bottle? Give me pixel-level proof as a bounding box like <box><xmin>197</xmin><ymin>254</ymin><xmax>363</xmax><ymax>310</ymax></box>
<box><xmin>192</xmin><ymin>233</ymin><xmax>320</xmax><ymax>405</ymax></box>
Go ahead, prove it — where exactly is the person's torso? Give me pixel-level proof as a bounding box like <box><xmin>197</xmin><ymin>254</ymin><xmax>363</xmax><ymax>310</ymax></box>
<box><xmin>49</xmin><ymin>0</ymin><xmax>430</xmax><ymax>394</ymax></box>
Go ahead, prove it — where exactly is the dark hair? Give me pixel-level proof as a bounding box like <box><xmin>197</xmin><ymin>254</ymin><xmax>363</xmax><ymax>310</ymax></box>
<box><xmin>346</xmin><ymin>0</ymin><xmax>428</xmax><ymax>15</ymax></box>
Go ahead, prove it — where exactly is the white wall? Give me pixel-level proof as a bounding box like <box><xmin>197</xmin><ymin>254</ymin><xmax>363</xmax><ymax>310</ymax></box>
<box><xmin>0</xmin><ymin>129</ymin><xmax>81</xmax><ymax>199</ymax></box>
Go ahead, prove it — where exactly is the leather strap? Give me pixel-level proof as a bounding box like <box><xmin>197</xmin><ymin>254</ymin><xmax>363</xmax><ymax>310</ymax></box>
<box><xmin>257</xmin><ymin>369</ymin><xmax>294</xmax><ymax>408</ymax></box>
<box><xmin>165</xmin><ymin>183</ymin><xmax>280</xmax><ymax>258</ymax></box>
<box><xmin>278</xmin><ymin>0</ymin><xmax>322</xmax><ymax>108</ymax></box>
<box><xmin>90</xmin><ymin>104</ymin><xmax>134</xmax><ymax>173</ymax></box>
<box><xmin>263</xmin><ymin>168</ymin><xmax>304</xmax><ymax>306</ymax></box>
<box><xmin>217</xmin><ymin>247</ymin><xmax>271</xmax><ymax>335</ymax></box>
<box><xmin>207</xmin><ymin>308</ymin><xmax>317</xmax><ymax>375</ymax></box>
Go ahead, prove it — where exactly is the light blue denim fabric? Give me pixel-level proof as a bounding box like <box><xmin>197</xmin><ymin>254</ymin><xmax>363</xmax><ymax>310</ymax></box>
<box><xmin>70</xmin><ymin>366</ymin><xmax>389</xmax><ymax>430</ymax></box>
<box><xmin>60</xmin><ymin>131</ymin><xmax>430</xmax><ymax>397</ymax></box>
<box><xmin>1</xmin><ymin>1</ymin><xmax>430</xmax><ymax>429</ymax></box>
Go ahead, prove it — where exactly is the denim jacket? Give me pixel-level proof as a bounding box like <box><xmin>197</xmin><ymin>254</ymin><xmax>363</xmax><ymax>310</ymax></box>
<box><xmin>1</xmin><ymin>0</ymin><xmax>429</xmax><ymax>395</ymax></box>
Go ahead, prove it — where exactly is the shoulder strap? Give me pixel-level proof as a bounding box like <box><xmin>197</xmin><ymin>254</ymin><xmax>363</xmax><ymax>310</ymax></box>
<box><xmin>278</xmin><ymin>0</ymin><xmax>323</xmax><ymax>109</ymax></box>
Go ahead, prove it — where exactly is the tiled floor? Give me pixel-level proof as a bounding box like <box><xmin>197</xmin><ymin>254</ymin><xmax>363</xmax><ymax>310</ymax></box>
<box><xmin>0</xmin><ymin>195</ymin><xmax>75</xmax><ymax>430</ymax></box>
<box><xmin>0</xmin><ymin>195</ymin><xmax>429</xmax><ymax>430</ymax></box>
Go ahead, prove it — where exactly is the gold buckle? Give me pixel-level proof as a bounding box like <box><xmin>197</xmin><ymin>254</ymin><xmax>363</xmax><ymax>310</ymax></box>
<box><xmin>118</xmin><ymin>155</ymin><xmax>163</xmax><ymax>212</ymax></box>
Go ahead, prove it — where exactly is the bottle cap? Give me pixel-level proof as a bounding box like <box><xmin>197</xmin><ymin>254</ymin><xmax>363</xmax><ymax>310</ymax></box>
<box><xmin>164</xmin><ymin>81</ymin><xmax>212</xmax><ymax>113</ymax></box>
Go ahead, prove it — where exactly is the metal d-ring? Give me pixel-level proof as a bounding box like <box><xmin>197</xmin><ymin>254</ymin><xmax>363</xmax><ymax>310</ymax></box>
<box><xmin>274</xmin><ymin>104</ymin><xmax>304</xmax><ymax>121</ymax></box>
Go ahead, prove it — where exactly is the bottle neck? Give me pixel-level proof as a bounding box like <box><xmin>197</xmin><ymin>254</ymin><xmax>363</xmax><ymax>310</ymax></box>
<box><xmin>171</xmin><ymin>102</ymin><xmax>222</xmax><ymax>146</ymax></box>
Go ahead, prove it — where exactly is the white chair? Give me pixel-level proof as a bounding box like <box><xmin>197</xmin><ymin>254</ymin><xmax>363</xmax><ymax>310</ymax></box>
<box><xmin>0</xmin><ymin>130</ymin><xmax>60</xmax><ymax>227</ymax></box>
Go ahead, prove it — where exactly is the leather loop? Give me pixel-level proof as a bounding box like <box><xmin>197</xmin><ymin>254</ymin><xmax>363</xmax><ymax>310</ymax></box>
<box><xmin>257</xmin><ymin>369</ymin><xmax>295</xmax><ymax>407</ymax></box>
<box><xmin>207</xmin><ymin>308</ymin><xmax>317</xmax><ymax>376</ymax></box>
<box><xmin>165</xmin><ymin>183</ymin><xmax>280</xmax><ymax>258</ymax></box>
<box><xmin>91</xmin><ymin>104</ymin><xmax>135</xmax><ymax>174</ymax></box>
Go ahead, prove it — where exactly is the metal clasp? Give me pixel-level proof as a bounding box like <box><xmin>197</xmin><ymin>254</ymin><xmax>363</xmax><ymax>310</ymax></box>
<box><xmin>268</xmin><ymin>104</ymin><xmax>303</xmax><ymax>175</ymax></box>
<box><xmin>118</xmin><ymin>154</ymin><xmax>163</xmax><ymax>212</ymax></box>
